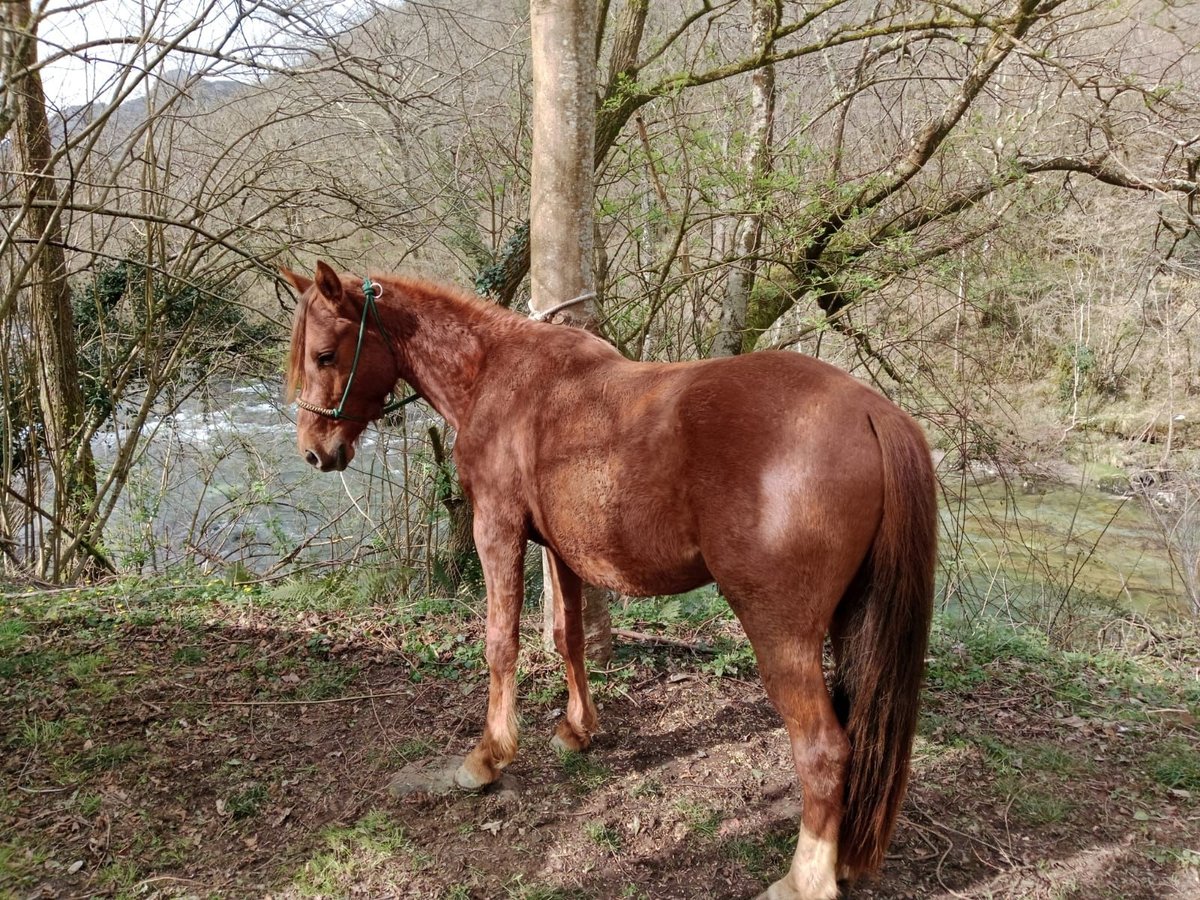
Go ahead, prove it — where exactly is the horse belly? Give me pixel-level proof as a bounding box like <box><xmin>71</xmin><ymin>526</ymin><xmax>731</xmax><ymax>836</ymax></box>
<box><xmin>570</xmin><ymin>552</ymin><xmax>711</xmax><ymax>598</ymax></box>
<box><xmin>545</xmin><ymin>515</ymin><xmax>711</xmax><ymax>598</ymax></box>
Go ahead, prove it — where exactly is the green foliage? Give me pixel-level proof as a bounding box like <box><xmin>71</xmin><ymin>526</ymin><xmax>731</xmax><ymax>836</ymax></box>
<box><xmin>1057</xmin><ymin>342</ymin><xmax>1097</xmax><ymax>402</ymax></box>
<box><xmin>702</xmin><ymin>640</ymin><xmax>757</xmax><ymax>678</ymax></box>
<box><xmin>474</xmin><ymin>221</ymin><xmax>529</xmax><ymax>299</ymax></box>
<box><xmin>677</xmin><ymin>800</ymin><xmax>723</xmax><ymax>838</ymax></box>
<box><xmin>72</xmin><ymin>258</ymin><xmax>271</xmax><ymax>419</ymax></box>
<box><xmin>724</xmin><ymin>829</ymin><xmax>795</xmax><ymax>881</ymax></box>
<box><xmin>0</xmin><ymin>618</ymin><xmax>28</xmax><ymax>654</ymax></box>
<box><xmin>78</xmin><ymin>740</ymin><xmax>145</xmax><ymax>771</ymax></box>
<box><xmin>16</xmin><ymin>716</ymin><xmax>66</xmax><ymax>749</ymax></box>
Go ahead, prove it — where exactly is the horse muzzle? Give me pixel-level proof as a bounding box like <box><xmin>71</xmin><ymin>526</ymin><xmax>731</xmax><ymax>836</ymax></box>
<box><xmin>303</xmin><ymin>441</ymin><xmax>350</xmax><ymax>472</ymax></box>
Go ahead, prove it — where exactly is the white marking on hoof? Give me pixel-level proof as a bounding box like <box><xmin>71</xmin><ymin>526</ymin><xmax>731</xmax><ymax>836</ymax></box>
<box><xmin>759</xmin><ymin>826</ymin><xmax>839</xmax><ymax>899</ymax></box>
<box><xmin>549</xmin><ymin>732</ymin><xmax>573</xmax><ymax>754</ymax></box>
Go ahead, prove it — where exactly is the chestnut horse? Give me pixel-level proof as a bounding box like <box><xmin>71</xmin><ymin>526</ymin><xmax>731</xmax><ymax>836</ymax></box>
<box><xmin>284</xmin><ymin>261</ymin><xmax>936</xmax><ymax>900</ymax></box>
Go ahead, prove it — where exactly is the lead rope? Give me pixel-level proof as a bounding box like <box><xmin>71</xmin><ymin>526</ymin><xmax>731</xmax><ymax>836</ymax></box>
<box><xmin>529</xmin><ymin>290</ymin><xmax>597</xmax><ymax>322</ymax></box>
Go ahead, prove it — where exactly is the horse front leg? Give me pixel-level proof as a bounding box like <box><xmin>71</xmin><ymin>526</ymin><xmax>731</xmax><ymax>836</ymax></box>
<box><xmin>544</xmin><ymin>549</ymin><xmax>598</xmax><ymax>752</ymax></box>
<box><xmin>455</xmin><ymin>516</ymin><xmax>526</xmax><ymax>790</ymax></box>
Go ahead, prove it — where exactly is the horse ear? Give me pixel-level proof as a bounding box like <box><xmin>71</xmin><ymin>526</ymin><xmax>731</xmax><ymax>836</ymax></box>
<box><xmin>280</xmin><ymin>267</ymin><xmax>312</xmax><ymax>294</ymax></box>
<box><xmin>314</xmin><ymin>260</ymin><xmax>344</xmax><ymax>306</ymax></box>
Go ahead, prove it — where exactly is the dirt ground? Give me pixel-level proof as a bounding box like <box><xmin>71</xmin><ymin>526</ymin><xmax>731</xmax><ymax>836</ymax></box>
<box><xmin>2</xmin><ymin>585</ymin><xmax>1198</xmax><ymax>899</ymax></box>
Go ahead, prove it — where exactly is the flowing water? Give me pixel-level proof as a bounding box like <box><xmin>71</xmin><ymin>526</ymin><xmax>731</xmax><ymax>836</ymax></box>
<box><xmin>92</xmin><ymin>384</ymin><xmax>1192</xmax><ymax>614</ymax></box>
<box><xmin>940</xmin><ymin>474</ymin><xmax>1188</xmax><ymax>617</ymax></box>
<box><xmin>92</xmin><ymin>381</ymin><xmax>438</xmax><ymax>574</ymax></box>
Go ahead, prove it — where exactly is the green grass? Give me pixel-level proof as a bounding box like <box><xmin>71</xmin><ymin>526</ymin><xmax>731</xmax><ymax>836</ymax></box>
<box><xmin>557</xmin><ymin>748</ymin><xmax>610</xmax><ymax>792</ymax></box>
<box><xmin>677</xmin><ymin>799</ymin><xmax>723</xmax><ymax>838</ymax></box>
<box><xmin>389</xmin><ymin>737</ymin><xmax>437</xmax><ymax>765</ymax></box>
<box><xmin>173</xmin><ymin>645</ymin><xmax>206</xmax><ymax>665</ymax></box>
<box><xmin>227</xmin><ymin>782</ymin><xmax>269</xmax><ymax>820</ymax></box>
<box><xmin>1012</xmin><ymin>789</ymin><xmax>1074</xmax><ymax>825</ymax></box>
<box><xmin>66</xmin><ymin>652</ymin><xmax>103</xmax><ymax>682</ymax></box>
<box><xmin>0</xmin><ymin>838</ymin><xmax>49</xmax><ymax>887</ymax></box>
<box><xmin>293</xmin><ymin>810</ymin><xmax>421</xmax><ymax>896</ymax></box>
<box><xmin>97</xmin><ymin>858</ymin><xmax>141</xmax><ymax>893</ymax></box>
<box><xmin>291</xmin><ymin>661</ymin><xmax>360</xmax><ymax>700</ymax></box>
<box><xmin>1148</xmin><ymin>738</ymin><xmax>1200</xmax><ymax>792</ymax></box>
<box><xmin>16</xmin><ymin>715</ymin><xmax>67</xmax><ymax>749</ymax></box>
<box><xmin>631</xmin><ymin>776</ymin><xmax>663</xmax><ymax>798</ymax></box>
<box><xmin>585</xmin><ymin>820</ymin><xmax>622</xmax><ymax>853</ymax></box>
<box><xmin>991</xmin><ymin>773</ymin><xmax>1076</xmax><ymax>825</ymax></box>
<box><xmin>78</xmin><ymin>740</ymin><xmax>145</xmax><ymax>772</ymax></box>
<box><xmin>0</xmin><ymin>617</ymin><xmax>29</xmax><ymax>653</ymax></box>
<box><xmin>76</xmin><ymin>792</ymin><xmax>103</xmax><ymax>816</ymax></box>
<box><xmin>502</xmin><ymin>878</ymin><xmax>586</xmax><ymax>900</ymax></box>
<box><xmin>724</xmin><ymin>828</ymin><xmax>794</xmax><ymax>881</ymax></box>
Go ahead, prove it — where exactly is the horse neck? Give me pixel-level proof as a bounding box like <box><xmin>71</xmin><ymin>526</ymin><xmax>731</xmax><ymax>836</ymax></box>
<box><xmin>382</xmin><ymin>283</ymin><xmax>492</xmax><ymax>430</ymax></box>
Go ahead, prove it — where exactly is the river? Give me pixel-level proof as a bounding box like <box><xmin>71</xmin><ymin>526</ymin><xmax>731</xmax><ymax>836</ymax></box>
<box><xmin>92</xmin><ymin>383</ymin><xmax>1192</xmax><ymax>615</ymax></box>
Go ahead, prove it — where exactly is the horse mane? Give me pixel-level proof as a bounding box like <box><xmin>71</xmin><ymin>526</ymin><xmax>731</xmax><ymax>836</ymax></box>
<box><xmin>285</xmin><ymin>290</ymin><xmax>310</xmax><ymax>403</ymax></box>
<box><xmin>284</xmin><ymin>272</ymin><xmax>542</xmax><ymax>403</ymax></box>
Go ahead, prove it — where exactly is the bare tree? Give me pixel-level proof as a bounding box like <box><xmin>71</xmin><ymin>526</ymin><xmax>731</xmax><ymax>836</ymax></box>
<box><xmin>711</xmin><ymin>0</ymin><xmax>779</xmax><ymax>358</ymax></box>
<box><xmin>530</xmin><ymin>0</ymin><xmax>613</xmax><ymax>662</ymax></box>
<box><xmin>4</xmin><ymin>0</ymin><xmax>99</xmax><ymax>577</ymax></box>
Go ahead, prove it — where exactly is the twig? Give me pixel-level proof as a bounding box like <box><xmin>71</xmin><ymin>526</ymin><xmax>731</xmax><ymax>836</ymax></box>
<box><xmin>207</xmin><ymin>689</ymin><xmax>412</xmax><ymax>707</ymax></box>
<box><xmin>613</xmin><ymin>627</ymin><xmax>716</xmax><ymax>653</ymax></box>
<box><xmin>0</xmin><ymin>483</ymin><xmax>116</xmax><ymax>574</ymax></box>
<box><xmin>17</xmin><ymin>784</ymin><xmax>74</xmax><ymax>794</ymax></box>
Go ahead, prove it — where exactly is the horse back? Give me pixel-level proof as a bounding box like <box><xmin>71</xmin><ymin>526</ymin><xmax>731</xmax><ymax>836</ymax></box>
<box><xmin>460</xmin><ymin>341</ymin><xmax>893</xmax><ymax>600</ymax></box>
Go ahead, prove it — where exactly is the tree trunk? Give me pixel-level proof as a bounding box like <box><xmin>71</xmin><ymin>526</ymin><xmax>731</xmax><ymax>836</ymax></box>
<box><xmin>8</xmin><ymin>0</ymin><xmax>98</xmax><ymax>579</ymax></box>
<box><xmin>428</xmin><ymin>425</ymin><xmax>475</xmax><ymax>592</ymax></box>
<box><xmin>711</xmin><ymin>0</ymin><xmax>778</xmax><ymax>358</ymax></box>
<box><xmin>531</xmin><ymin>0</ymin><xmax>612</xmax><ymax>664</ymax></box>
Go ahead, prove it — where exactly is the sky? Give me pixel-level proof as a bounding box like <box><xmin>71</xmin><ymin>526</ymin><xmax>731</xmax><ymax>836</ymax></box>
<box><xmin>34</xmin><ymin>0</ymin><xmax>368</xmax><ymax>108</ymax></box>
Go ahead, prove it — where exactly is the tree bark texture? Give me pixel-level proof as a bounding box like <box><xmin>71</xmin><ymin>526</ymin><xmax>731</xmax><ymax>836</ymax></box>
<box><xmin>711</xmin><ymin>0</ymin><xmax>778</xmax><ymax>358</ymax></box>
<box><xmin>8</xmin><ymin>0</ymin><xmax>98</xmax><ymax>579</ymax></box>
<box><xmin>531</xmin><ymin>0</ymin><xmax>612</xmax><ymax>664</ymax></box>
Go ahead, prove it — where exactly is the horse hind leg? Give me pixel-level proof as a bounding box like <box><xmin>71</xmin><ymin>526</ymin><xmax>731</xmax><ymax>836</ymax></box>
<box><xmin>752</xmin><ymin>635</ymin><xmax>848</xmax><ymax>900</ymax></box>
<box><xmin>544</xmin><ymin>549</ymin><xmax>599</xmax><ymax>751</ymax></box>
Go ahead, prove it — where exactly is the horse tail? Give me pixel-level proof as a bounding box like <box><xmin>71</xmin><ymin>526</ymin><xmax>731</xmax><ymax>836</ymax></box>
<box><xmin>834</xmin><ymin>406</ymin><xmax>937</xmax><ymax>875</ymax></box>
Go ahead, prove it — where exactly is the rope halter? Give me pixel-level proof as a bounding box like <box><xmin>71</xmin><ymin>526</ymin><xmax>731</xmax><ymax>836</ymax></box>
<box><xmin>295</xmin><ymin>276</ymin><xmax>420</xmax><ymax>423</ymax></box>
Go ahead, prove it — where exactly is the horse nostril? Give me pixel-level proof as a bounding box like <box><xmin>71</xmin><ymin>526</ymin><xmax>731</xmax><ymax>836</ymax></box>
<box><xmin>305</xmin><ymin>450</ymin><xmax>320</xmax><ymax>467</ymax></box>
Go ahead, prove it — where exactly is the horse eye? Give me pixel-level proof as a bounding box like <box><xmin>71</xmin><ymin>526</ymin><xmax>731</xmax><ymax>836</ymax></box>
<box><xmin>316</xmin><ymin>351</ymin><xmax>335</xmax><ymax>367</ymax></box>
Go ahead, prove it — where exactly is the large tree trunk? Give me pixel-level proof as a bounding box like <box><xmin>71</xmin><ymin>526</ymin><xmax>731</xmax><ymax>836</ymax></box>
<box><xmin>531</xmin><ymin>0</ymin><xmax>612</xmax><ymax>664</ymax></box>
<box><xmin>8</xmin><ymin>0</ymin><xmax>98</xmax><ymax>579</ymax></box>
<box><xmin>711</xmin><ymin>0</ymin><xmax>778</xmax><ymax>358</ymax></box>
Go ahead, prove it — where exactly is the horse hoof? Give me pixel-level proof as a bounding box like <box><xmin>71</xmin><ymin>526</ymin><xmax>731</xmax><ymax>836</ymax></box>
<box><xmin>453</xmin><ymin>762</ymin><xmax>489</xmax><ymax>791</ymax></box>
<box><xmin>550</xmin><ymin>721</ymin><xmax>590</xmax><ymax>753</ymax></box>
<box><xmin>755</xmin><ymin>875</ymin><xmax>839</xmax><ymax>900</ymax></box>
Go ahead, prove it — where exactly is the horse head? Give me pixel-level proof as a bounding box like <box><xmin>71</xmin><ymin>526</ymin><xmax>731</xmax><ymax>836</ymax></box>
<box><xmin>283</xmin><ymin>261</ymin><xmax>399</xmax><ymax>471</ymax></box>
